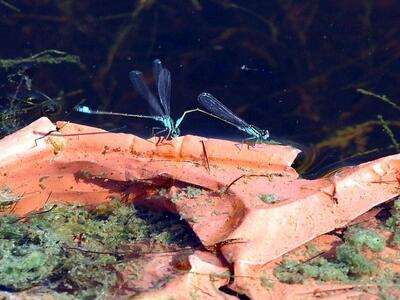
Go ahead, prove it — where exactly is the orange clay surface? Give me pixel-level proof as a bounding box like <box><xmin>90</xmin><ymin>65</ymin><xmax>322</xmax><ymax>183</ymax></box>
<box><xmin>1</xmin><ymin>117</ymin><xmax>400</xmax><ymax>299</ymax></box>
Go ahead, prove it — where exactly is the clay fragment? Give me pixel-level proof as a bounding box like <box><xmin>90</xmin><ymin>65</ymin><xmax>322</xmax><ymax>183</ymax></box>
<box><xmin>1</xmin><ymin>117</ymin><xmax>400</xmax><ymax>298</ymax></box>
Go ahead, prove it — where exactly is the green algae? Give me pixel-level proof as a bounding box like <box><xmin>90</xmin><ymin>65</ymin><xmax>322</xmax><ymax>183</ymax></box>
<box><xmin>169</xmin><ymin>186</ymin><xmax>204</xmax><ymax>204</ymax></box>
<box><xmin>0</xmin><ymin>214</ymin><xmax>62</xmax><ymax>290</ymax></box>
<box><xmin>274</xmin><ymin>258</ymin><xmax>349</xmax><ymax>284</ymax></box>
<box><xmin>0</xmin><ymin>186</ymin><xmax>21</xmax><ymax>211</ymax></box>
<box><xmin>336</xmin><ymin>227</ymin><xmax>385</xmax><ymax>276</ymax></box>
<box><xmin>0</xmin><ymin>199</ymin><xmax>197</xmax><ymax>298</ymax></box>
<box><xmin>257</xmin><ymin>193</ymin><xmax>279</xmax><ymax>204</ymax></box>
<box><xmin>274</xmin><ymin>227</ymin><xmax>386</xmax><ymax>284</ymax></box>
<box><xmin>273</xmin><ymin>202</ymin><xmax>400</xmax><ymax>299</ymax></box>
<box><xmin>385</xmin><ymin>198</ymin><xmax>400</xmax><ymax>248</ymax></box>
<box><xmin>260</xmin><ymin>276</ymin><xmax>274</xmax><ymax>289</ymax></box>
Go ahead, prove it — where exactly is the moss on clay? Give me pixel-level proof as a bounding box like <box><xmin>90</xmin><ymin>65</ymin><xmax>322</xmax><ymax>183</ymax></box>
<box><xmin>336</xmin><ymin>227</ymin><xmax>385</xmax><ymax>276</ymax></box>
<box><xmin>258</xmin><ymin>193</ymin><xmax>279</xmax><ymax>204</ymax></box>
<box><xmin>47</xmin><ymin>136</ymin><xmax>66</xmax><ymax>154</ymax></box>
<box><xmin>260</xmin><ymin>276</ymin><xmax>274</xmax><ymax>289</ymax></box>
<box><xmin>170</xmin><ymin>186</ymin><xmax>204</xmax><ymax>203</ymax></box>
<box><xmin>271</xmin><ymin>200</ymin><xmax>400</xmax><ymax>299</ymax></box>
<box><xmin>274</xmin><ymin>227</ymin><xmax>385</xmax><ymax>284</ymax></box>
<box><xmin>385</xmin><ymin>198</ymin><xmax>400</xmax><ymax>248</ymax></box>
<box><xmin>0</xmin><ymin>186</ymin><xmax>21</xmax><ymax>211</ymax></box>
<box><xmin>274</xmin><ymin>257</ymin><xmax>349</xmax><ymax>284</ymax></box>
<box><xmin>0</xmin><ymin>199</ymin><xmax>197</xmax><ymax>298</ymax></box>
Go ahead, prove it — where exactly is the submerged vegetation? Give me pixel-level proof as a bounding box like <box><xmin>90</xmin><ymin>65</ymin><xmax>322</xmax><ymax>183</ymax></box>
<box><xmin>0</xmin><ymin>50</ymin><xmax>81</xmax><ymax>136</ymax></box>
<box><xmin>0</xmin><ymin>49</ymin><xmax>80</xmax><ymax>71</ymax></box>
<box><xmin>306</xmin><ymin>89</ymin><xmax>400</xmax><ymax>178</ymax></box>
<box><xmin>0</xmin><ymin>1</ymin><xmax>399</xmax><ymax>173</ymax></box>
<box><xmin>0</xmin><ymin>199</ymin><xmax>197</xmax><ymax>298</ymax></box>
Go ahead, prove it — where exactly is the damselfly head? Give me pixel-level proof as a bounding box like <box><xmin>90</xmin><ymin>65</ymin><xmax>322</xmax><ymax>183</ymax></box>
<box><xmin>169</xmin><ymin>118</ymin><xmax>180</xmax><ymax>137</ymax></box>
<box><xmin>74</xmin><ymin>105</ymin><xmax>90</xmax><ymax>113</ymax></box>
<box><xmin>171</xmin><ymin>127</ymin><xmax>180</xmax><ymax>137</ymax></box>
<box><xmin>259</xmin><ymin>129</ymin><xmax>270</xmax><ymax>141</ymax></box>
<box><xmin>250</xmin><ymin>125</ymin><xmax>270</xmax><ymax>142</ymax></box>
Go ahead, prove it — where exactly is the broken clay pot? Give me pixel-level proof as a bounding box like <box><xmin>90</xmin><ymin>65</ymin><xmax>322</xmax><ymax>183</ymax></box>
<box><xmin>1</xmin><ymin>117</ymin><xmax>400</xmax><ymax>299</ymax></box>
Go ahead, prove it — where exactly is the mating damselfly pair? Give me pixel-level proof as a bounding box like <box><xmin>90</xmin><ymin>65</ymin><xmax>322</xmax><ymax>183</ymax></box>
<box><xmin>75</xmin><ymin>59</ymin><xmax>269</xmax><ymax>143</ymax></box>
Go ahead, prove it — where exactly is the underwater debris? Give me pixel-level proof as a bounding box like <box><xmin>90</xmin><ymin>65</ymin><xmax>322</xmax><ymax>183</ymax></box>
<box><xmin>357</xmin><ymin>88</ymin><xmax>400</xmax><ymax>113</ymax></box>
<box><xmin>0</xmin><ymin>88</ymin><xmax>60</xmax><ymax>136</ymax></box>
<box><xmin>0</xmin><ymin>49</ymin><xmax>80</xmax><ymax>70</ymax></box>
<box><xmin>357</xmin><ymin>89</ymin><xmax>400</xmax><ymax>153</ymax></box>
<box><xmin>0</xmin><ymin>0</ymin><xmax>20</xmax><ymax>12</ymax></box>
<box><xmin>0</xmin><ymin>52</ymin><xmax>70</xmax><ymax>136</ymax></box>
<box><xmin>377</xmin><ymin>115</ymin><xmax>400</xmax><ymax>153</ymax></box>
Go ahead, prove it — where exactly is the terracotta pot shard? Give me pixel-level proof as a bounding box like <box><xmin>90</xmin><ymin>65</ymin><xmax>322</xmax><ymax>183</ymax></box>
<box><xmin>1</xmin><ymin>117</ymin><xmax>400</xmax><ymax>298</ymax></box>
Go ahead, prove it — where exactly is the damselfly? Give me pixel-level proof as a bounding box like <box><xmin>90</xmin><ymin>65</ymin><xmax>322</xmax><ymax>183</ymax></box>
<box><xmin>197</xmin><ymin>92</ymin><xmax>270</xmax><ymax>143</ymax></box>
<box><xmin>75</xmin><ymin>59</ymin><xmax>196</xmax><ymax>138</ymax></box>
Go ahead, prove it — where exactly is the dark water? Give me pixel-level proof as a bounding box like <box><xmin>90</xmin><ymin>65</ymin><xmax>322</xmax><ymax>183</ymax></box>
<box><xmin>1</xmin><ymin>1</ymin><xmax>399</xmax><ymax>178</ymax></box>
